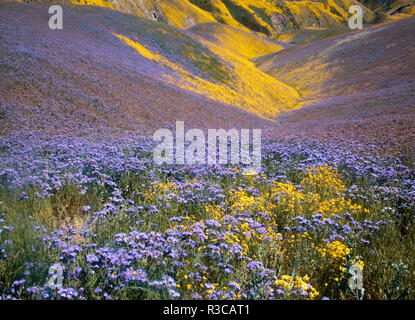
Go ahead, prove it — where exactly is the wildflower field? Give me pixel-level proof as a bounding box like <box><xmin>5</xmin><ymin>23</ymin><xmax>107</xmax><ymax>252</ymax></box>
<box><xmin>1</xmin><ymin>0</ymin><xmax>415</xmax><ymax>302</ymax></box>
<box><xmin>1</xmin><ymin>134</ymin><xmax>414</xmax><ymax>300</ymax></box>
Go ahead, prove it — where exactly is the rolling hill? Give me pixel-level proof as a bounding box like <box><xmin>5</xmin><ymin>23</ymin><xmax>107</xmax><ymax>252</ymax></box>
<box><xmin>2</xmin><ymin>0</ymin><xmax>415</xmax><ymax>304</ymax></box>
<box><xmin>2</xmin><ymin>0</ymin><xmax>414</xmax><ymax>154</ymax></box>
<box><xmin>28</xmin><ymin>0</ymin><xmax>376</xmax><ymax>36</ymax></box>
<box><xmin>0</xmin><ymin>0</ymin><xmax>301</xmax><ymax>137</ymax></box>
<box><xmin>257</xmin><ymin>16</ymin><xmax>415</xmax><ymax>155</ymax></box>
<box><xmin>255</xmin><ymin>17</ymin><xmax>415</xmax><ymax>99</ymax></box>
<box><xmin>187</xmin><ymin>22</ymin><xmax>292</xmax><ymax>60</ymax></box>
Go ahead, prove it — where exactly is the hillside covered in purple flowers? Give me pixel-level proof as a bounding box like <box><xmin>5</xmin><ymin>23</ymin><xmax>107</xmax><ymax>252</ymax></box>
<box><xmin>1</xmin><ymin>0</ymin><xmax>415</xmax><ymax>300</ymax></box>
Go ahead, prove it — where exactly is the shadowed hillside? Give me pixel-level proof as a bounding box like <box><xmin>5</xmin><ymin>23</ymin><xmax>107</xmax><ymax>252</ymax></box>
<box><xmin>24</xmin><ymin>0</ymin><xmax>375</xmax><ymax>36</ymax></box>
<box><xmin>362</xmin><ymin>0</ymin><xmax>415</xmax><ymax>23</ymax></box>
<box><xmin>256</xmin><ymin>17</ymin><xmax>415</xmax><ymax>99</ymax></box>
<box><xmin>155</xmin><ymin>0</ymin><xmax>375</xmax><ymax>35</ymax></box>
<box><xmin>257</xmin><ymin>16</ymin><xmax>415</xmax><ymax>156</ymax></box>
<box><xmin>361</xmin><ymin>0</ymin><xmax>412</xmax><ymax>11</ymax></box>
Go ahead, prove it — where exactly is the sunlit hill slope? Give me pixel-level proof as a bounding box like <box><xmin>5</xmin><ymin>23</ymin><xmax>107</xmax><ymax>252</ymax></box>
<box><xmin>258</xmin><ymin>16</ymin><xmax>415</xmax><ymax>155</ymax></box>
<box><xmin>62</xmin><ymin>0</ymin><xmax>375</xmax><ymax>36</ymax></box>
<box><xmin>0</xmin><ymin>1</ymin><xmax>303</xmax><ymax>136</ymax></box>
<box><xmin>187</xmin><ymin>22</ymin><xmax>292</xmax><ymax>60</ymax></box>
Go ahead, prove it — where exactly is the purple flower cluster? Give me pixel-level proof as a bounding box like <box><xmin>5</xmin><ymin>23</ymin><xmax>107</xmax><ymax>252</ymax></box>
<box><xmin>0</xmin><ymin>134</ymin><xmax>414</xmax><ymax>300</ymax></box>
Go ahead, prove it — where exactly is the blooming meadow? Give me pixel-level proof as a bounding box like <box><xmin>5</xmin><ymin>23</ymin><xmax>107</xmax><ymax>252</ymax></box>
<box><xmin>1</xmin><ymin>1</ymin><xmax>415</xmax><ymax>301</ymax></box>
<box><xmin>0</xmin><ymin>133</ymin><xmax>414</xmax><ymax>300</ymax></box>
